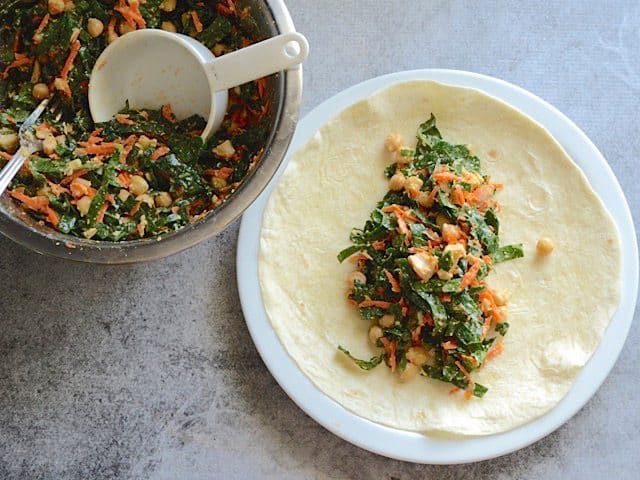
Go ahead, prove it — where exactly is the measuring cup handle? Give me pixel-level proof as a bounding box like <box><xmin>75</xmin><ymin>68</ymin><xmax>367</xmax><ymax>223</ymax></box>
<box><xmin>206</xmin><ymin>32</ymin><xmax>309</xmax><ymax>92</ymax></box>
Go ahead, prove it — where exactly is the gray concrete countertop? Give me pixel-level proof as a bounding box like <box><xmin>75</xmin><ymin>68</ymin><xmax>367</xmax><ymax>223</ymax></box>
<box><xmin>1</xmin><ymin>1</ymin><xmax>639</xmax><ymax>478</ymax></box>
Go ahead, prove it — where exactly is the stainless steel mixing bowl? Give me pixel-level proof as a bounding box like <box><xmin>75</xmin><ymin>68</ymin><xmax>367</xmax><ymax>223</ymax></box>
<box><xmin>0</xmin><ymin>0</ymin><xmax>302</xmax><ymax>264</ymax></box>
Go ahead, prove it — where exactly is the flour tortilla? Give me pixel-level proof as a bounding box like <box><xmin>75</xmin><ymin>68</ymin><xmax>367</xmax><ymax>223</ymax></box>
<box><xmin>258</xmin><ymin>81</ymin><xmax>621</xmax><ymax>435</ymax></box>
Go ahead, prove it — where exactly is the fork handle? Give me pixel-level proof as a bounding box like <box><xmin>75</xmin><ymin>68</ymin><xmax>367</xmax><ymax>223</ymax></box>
<box><xmin>0</xmin><ymin>149</ymin><xmax>28</xmax><ymax>196</ymax></box>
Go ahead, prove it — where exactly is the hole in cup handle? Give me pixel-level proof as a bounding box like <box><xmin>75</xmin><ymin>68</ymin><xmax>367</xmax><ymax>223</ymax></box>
<box><xmin>208</xmin><ymin>32</ymin><xmax>309</xmax><ymax>92</ymax></box>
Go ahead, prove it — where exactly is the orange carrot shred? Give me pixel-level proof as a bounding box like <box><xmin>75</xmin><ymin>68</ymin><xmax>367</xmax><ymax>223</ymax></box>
<box><xmin>384</xmin><ymin>269</ymin><xmax>401</xmax><ymax>293</ymax></box>
<box><xmin>358</xmin><ymin>299</ymin><xmax>392</xmax><ymax>309</ymax></box>
<box><xmin>150</xmin><ymin>146</ymin><xmax>170</xmax><ymax>161</ymax></box>
<box><xmin>60</xmin><ymin>40</ymin><xmax>81</xmax><ymax>81</ymax></box>
<box><xmin>191</xmin><ymin>11</ymin><xmax>203</xmax><ymax>33</ymax></box>
<box><xmin>380</xmin><ymin>337</ymin><xmax>397</xmax><ymax>373</ymax></box>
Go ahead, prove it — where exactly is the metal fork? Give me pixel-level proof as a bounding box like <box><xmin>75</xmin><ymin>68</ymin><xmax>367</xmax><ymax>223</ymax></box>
<box><xmin>0</xmin><ymin>97</ymin><xmax>61</xmax><ymax>195</ymax></box>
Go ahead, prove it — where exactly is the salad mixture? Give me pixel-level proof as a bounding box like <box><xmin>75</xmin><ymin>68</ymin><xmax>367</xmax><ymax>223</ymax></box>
<box><xmin>0</xmin><ymin>0</ymin><xmax>272</xmax><ymax>241</ymax></box>
<box><xmin>338</xmin><ymin>115</ymin><xmax>524</xmax><ymax>398</ymax></box>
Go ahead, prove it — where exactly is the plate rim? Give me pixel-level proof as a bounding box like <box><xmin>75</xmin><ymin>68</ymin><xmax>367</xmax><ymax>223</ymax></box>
<box><xmin>236</xmin><ymin>69</ymin><xmax>639</xmax><ymax>464</ymax></box>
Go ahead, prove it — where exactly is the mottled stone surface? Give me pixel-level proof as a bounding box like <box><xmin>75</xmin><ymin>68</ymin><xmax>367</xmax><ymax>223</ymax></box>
<box><xmin>1</xmin><ymin>1</ymin><xmax>639</xmax><ymax>478</ymax></box>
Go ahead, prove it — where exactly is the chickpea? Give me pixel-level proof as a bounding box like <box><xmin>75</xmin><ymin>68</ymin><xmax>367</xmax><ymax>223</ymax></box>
<box><xmin>154</xmin><ymin>191</ymin><xmax>173</xmax><ymax>208</ymax></box>
<box><xmin>399</xmin><ymin>362</ymin><xmax>419</xmax><ymax>382</ymax></box>
<box><xmin>536</xmin><ymin>237</ymin><xmax>555</xmax><ymax>256</ymax></box>
<box><xmin>161</xmin><ymin>21</ymin><xmax>177</xmax><ymax>33</ymax></box>
<box><xmin>213</xmin><ymin>139</ymin><xmax>235</xmax><ymax>159</ymax></box>
<box><xmin>87</xmin><ymin>18</ymin><xmax>104</xmax><ymax>38</ymax></box>
<box><xmin>76</xmin><ymin>195</ymin><xmax>92</xmax><ymax>217</ymax></box>
<box><xmin>82</xmin><ymin>227</ymin><xmax>97</xmax><ymax>239</ymax></box>
<box><xmin>493</xmin><ymin>289</ymin><xmax>509</xmax><ymax>306</ymax></box>
<box><xmin>48</xmin><ymin>0</ymin><xmax>65</xmax><ymax>16</ymax></box>
<box><xmin>119</xmin><ymin>21</ymin><xmax>135</xmax><ymax>35</ymax></box>
<box><xmin>388</xmin><ymin>172</ymin><xmax>406</xmax><ymax>191</ymax></box>
<box><xmin>0</xmin><ymin>132</ymin><xmax>19</xmax><ymax>153</ymax></box>
<box><xmin>118</xmin><ymin>189</ymin><xmax>131</xmax><ymax>202</ymax></box>
<box><xmin>210</xmin><ymin>177</ymin><xmax>227</xmax><ymax>190</ymax></box>
<box><xmin>384</xmin><ymin>132</ymin><xmax>402</xmax><ymax>152</ymax></box>
<box><xmin>347</xmin><ymin>271</ymin><xmax>366</xmax><ymax>288</ymax></box>
<box><xmin>441</xmin><ymin>223</ymin><xmax>461</xmax><ymax>241</ymax></box>
<box><xmin>404</xmin><ymin>175</ymin><xmax>423</xmax><ymax>194</ymax></box>
<box><xmin>435</xmin><ymin>213</ymin><xmax>448</xmax><ymax>229</ymax></box>
<box><xmin>42</xmin><ymin>134</ymin><xmax>58</xmax><ymax>156</ymax></box>
<box><xmin>160</xmin><ymin>0</ymin><xmax>177</xmax><ymax>12</ymax></box>
<box><xmin>368</xmin><ymin>325</ymin><xmax>383</xmax><ymax>345</ymax></box>
<box><xmin>437</xmin><ymin>269</ymin><xmax>453</xmax><ymax>280</ymax></box>
<box><xmin>64</xmin><ymin>159</ymin><xmax>82</xmax><ymax>176</ymax></box>
<box><xmin>378</xmin><ymin>314</ymin><xmax>395</xmax><ymax>328</ymax></box>
<box><xmin>416</xmin><ymin>191</ymin><xmax>433</xmax><ymax>208</ymax></box>
<box><xmin>136</xmin><ymin>194</ymin><xmax>154</xmax><ymax>208</ymax></box>
<box><xmin>212</xmin><ymin>43</ymin><xmax>227</xmax><ymax>56</ymax></box>
<box><xmin>406</xmin><ymin>346</ymin><xmax>429</xmax><ymax>366</ymax></box>
<box><xmin>129</xmin><ymin>175</ymin><xmax>149</xmax><ymax>196</ymax></box>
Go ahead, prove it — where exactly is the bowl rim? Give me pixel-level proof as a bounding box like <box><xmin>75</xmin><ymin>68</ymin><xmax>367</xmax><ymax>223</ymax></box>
<box><xmin>0</xmin><ymin>0</ymin><xmax>303</xmax><ymax>264</ymax></box>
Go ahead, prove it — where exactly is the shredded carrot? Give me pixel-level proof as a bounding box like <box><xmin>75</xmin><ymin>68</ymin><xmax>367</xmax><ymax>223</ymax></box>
<box><xmin>115</xmin><ymin>114</ymin><xmax>135</xmax><ymax>125</ymax></box>
<box><xmin>433</xmin><ymin>170</ymin><xmax>460</xmax><ymax>183</ymax></box>
<box><xmin>449</xmin><ymin>387</ymin><xmax>460</xmax><ymax>395</ymax></box>
<box><xmin>381</xmin><ymin>204</ymin><xmax>418</xmax><ymax>222</ymax></box>
<box><xmin>107</xmin><ymin>17</ymin><xmax>117</xmax><ymax>40</ymax></box>
<box><xmin>396</xmin><ymin>215</ymin><xmax>412</xmax><ymax>244</ymax></box>
<box><xmin>12</xmin><ymin>29</ymin><xmax>21</xmax><ymax>55</ymax></box>
<box><xmin>256</xmin><ymin>77</ymin><xmax>267</xmax><ymax>99</ymax></box>
<box><xmin>129</xmin><ymin>201</ymin><xmax>141</xmax><ymax>217</ymax></box>
<box><xmin>422</xmin><ymin>313</ymin><xmax>434</xmax><ymax>327</ymax></box>
<box><xmin>161</xmin><ymin>104</ymin><xmax>175</xmax><ymax>123</ymax></box>
<box><xmin>459</xmin><ymin>260</ymin><xmax>481</xmax><ymax>290</ymax></box>
<box><xmin>33</xmin><ymin>13</ymin><xmax>50</xmax><ymax>39</ymax></box>
<box><xmin>116</xmin><ymin>172</ymin><xmax>132</xmax><ymax>188</ymax></box>
<box><xmin>47</xmin><ymin>181</ymin><xmax>70</xmax><ymax>196</ymax></box>
<box><xmin>150</xmin><ymin>146</ymin><xmax>170</xmax><ymax>161</ymax></box>
<box><xmin>380</xmin><ymin>337</ymin><xmax>397</xmax><ymax>372</ymax></box>
<box><xmin>442</xmin><ymin>340</ymin><xmax>458</xmax><ymax>350</ymax></box>
<box><xmin>486</xmin><ymin>340</ymin><xmax>504</xmax><ymax>361</ymax></box>
<box><xmin>454</xmin><ymin>360</ymin><xmax>474</xmax><ymax>399</ymax></box>
<box><xmin>96</xmin><ymin>201</ymin><xmax>109</xmax><ymax>224</ymax></box>
<box><xmin>479</xmin><ymin>289</ymin><xmax>503</xmax><ymax>322</ymax></box>
<box><xmin>411</xmin><ymin>325</ymin><xmax>423</xmax><ymax>346</ymax></box>
<box><xmin>119</xmin><ymin>135</ymin><xmax>137</xmax><ymax>163</ymax></box>
<box><xmin>383</xmin><ymin>269</ymin><xmax>401</xmax><ymax>293</ymax></box>
<box><xmin>216</xmin><ymin>0</ymin><xmax>236</xmax><ymax>16</ymax></box>
<box><xmin>0</xmin><ymin>151</ymin><xmax>12</xmax><ymax>161</ymax></box>
<box><xmin>358</xmin><ymin>299</ymin><xmax>392</xmax><ymax>309</ymax></box>
<box><xmin>371</xmin><ymin>240</ymin><xmax>386</xmax><ymax>251</ymax></box>
<box><xmin>210</xmin><ymin>167</ymin><xmax>233</xmax><ymax>180</ymax></box>
<box><xmin>115</xmin><ymin>0</ymin><xmax>146</xmax><ymax>29</ymax></box>
<box><xmin>60</xmin><ymin>40</ymin><xmax>81</xmax><ymax>81</ymax></box>
<box><xmin>9</xmin><ymin>188</ymin><xmax>59</xmax><ymax>227</ymax></box>
<box><xmin>460</xmin><ymin>354</ymin><xmax>479</xmax><ymax>367</ymax></box>
<box><xmin>191</xmin><ymin>11</ymin><xmax>203</xmax><ymax>33</ymax></box>
<box><xmin>60</xmin><ymin>169</ymin><xmax>89</xmax><ymax>186</ymax></box>
<box><xmin>481</xmin><ymin>315</ymin><xmax>492</xmax><ymax>339</ymax></box>
<box><xmin>452</xmin><ymin>185</ymin><xmax>465</xmax><ymax>206</ymax></box>
<box><xmin>70</xmin><ymin>180</ymin><xmax>96</xmax><ymax>199</ymax></box>
<box><xmin>81</xmin><ymin>143</ymin><xmax>118</xmax><ymax>156</ymax></box>
<box><xmin>1</xmin><ymin>56</ymin><xmax>32</xmax><ymax>79</ymax></box>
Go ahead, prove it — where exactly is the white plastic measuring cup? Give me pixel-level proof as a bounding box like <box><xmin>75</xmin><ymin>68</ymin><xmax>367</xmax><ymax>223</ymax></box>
<box><xmin>88</xmin><ymin>30</ymin><xmax>308</xmax><ymax>140</ymax></box>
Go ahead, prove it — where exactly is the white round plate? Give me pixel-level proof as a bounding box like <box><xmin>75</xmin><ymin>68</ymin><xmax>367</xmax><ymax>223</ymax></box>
<box><xmin>236</xmin><ymin>70</ymin><xmax>638</xmax><ymax>464</ymax></box>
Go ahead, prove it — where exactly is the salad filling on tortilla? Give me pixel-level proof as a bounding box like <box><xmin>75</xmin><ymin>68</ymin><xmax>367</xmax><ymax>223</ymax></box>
<box><xmin>338</xmin><ymin>115</ymin><xmax>523</xmax><ymax>398</ymax></box>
